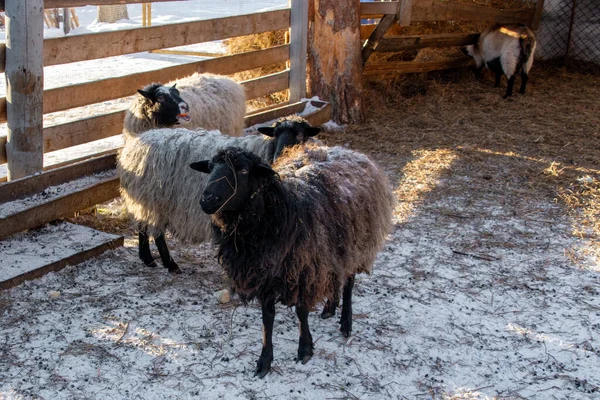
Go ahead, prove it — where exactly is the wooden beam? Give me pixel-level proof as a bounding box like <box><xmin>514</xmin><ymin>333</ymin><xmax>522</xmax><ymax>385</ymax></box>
<box><xmin>242</xmin><ymin>71</ymin><xmax>290</xmax><ymax>100</ymax></box>
<box><xmin>0</xmin><ymin>233</ymin><xmax>123</xmax><ymax>290</ymax></box>
<box><xmin>360</xmin><ymin>1</ymin><xmax>399</xmax><ymax>16</ymax></box>
<box><xmin>0</xmin><ymin>177</ymin><xmax>120</xmax><ymax>241</ymax></box>
<box><xmin>0</xmin><ymin>150</ymin><xmax>121</xmax><ymax>184</ymax></box>
<box><xmin>43</xmin><ymin>110</ymin><xmax>126</xmax><ymax>153</ymax></box>
<box><xmin>244</xmin><ymin>101</ymin><xmax>306</xmax><ymax>128</ymax></box>
<box><xmin>398</xmin><ymin>0</ymin><xmax>412</xmax><ymax>26</ymax></box>
<box><xmin>1</xmin><ymin>111</ymin><xmax>124</xmax><ymax>164</ymax></box>
<box><xmin>362</xmin><ymin>14</ymin><xmax>398</xmax><ymax>64</ymax></box>
<box><xmin>376</xmin><ymin>33</ymin><xmax>479</xmax><ymax>52</ymax></box>
<box><xmin>0</xmin><ymin>45</ymin><xmax>289</xmax><ymax>121</ymax></box>
<box><xmin>289</xmin><ymin>0</ymin><xmax>308</xmax><ymax>103</ymax></box>
<box><xmin>40</xmin><ymin>9</ymin><xmax>290</xmax><ymax>68</ymax></box>
<box><xmin>0</xmin><ymin>134</ymin><xmax>5</xmax><ymax>164</ymax></box>
<box><xmin>364</xmin><ymin>56</ymin><xmax>475</xmax><ymax>75</ymax></box>
<box><xmin>0</xmin><ymin>0</ymin><xmax>185</xmax><ymax>12</ymax></box>
<box><xmin>0</xmin><ymin>154</ymin><xmax>117</xmax><ymax>204</ymax></box>
<box><xmin>5</xmin><ymin>0</ymin><xmax>44</xmax><ymax>180</ymax></box>
<box><xmin>360</xmin><ymin>0</ymin><xmax>533</xmax><ymax>24</ymax></box>
<box><xmin>531</xmin><ymin>0</ymin><xmax>545</xmax><ymax>30</ymax></box>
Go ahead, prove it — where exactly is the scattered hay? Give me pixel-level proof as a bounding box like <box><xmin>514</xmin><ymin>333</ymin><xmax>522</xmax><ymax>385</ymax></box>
<box><xmin>319</xmin><ymin>63</ymin><xmax>600</xmax><ymax>258</ymax></box>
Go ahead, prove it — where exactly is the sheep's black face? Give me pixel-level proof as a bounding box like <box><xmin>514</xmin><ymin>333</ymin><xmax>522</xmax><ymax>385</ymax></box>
<box><xmin>138</xmin><ymin>84</ymin><xmax>190</xmax><ymax>127</ymax></box>
<box><xmin>190</xmin><ymin>151</ymin><xmax>275</xmax><ymax>215</ymax></box>
<box><xmin>258</xmin><ymin>121</ymin><xmax>321</xmax><ymax>162</ymax></box>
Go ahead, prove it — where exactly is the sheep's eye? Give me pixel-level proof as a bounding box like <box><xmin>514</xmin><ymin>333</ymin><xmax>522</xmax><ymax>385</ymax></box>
<box><xmin>156</xmin><ymin>95</ymin><xmax>165</xmax><ymax>103</ymax></box>
<box><xmin>239</xmin><ymin>168</ymin><xmax>249</xmax><ymax>175</ymax></box>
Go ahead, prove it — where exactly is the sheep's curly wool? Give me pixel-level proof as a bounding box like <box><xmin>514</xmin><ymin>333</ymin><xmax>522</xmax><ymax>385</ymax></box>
<box><xmin>123</xmin><ymin>73</ymin><xmax>246</xmax><ymax>136</ymax></box>
<box><xmin>211</xmin><ymin>144</ymin><xmax>395</xmax><ymax>310</ymax></box>
<box><xmin>118</xmin><ymin>128</ymin><xmax>282</xmax><ymax>243</ymax></box>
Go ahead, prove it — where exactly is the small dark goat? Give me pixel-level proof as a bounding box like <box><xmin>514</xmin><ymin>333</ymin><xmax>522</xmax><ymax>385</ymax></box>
<box><xmin>190</xmin><ymin>145</ymin><xmax>394</xmax><ymax>377</ymax></box>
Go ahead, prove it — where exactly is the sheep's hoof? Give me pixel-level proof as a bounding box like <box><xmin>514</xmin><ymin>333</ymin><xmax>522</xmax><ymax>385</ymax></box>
<box><xmin>254</xmin><ymin>355</ymin><xmax>272</xmax><ymax>379</ymax></box>
<box><xmin>143</xmin><ymin>259</ymin><xmax>157</xmax><ymax>268</ymax></box>
<box><xmin>321</xmin><ymin>300</ymin><xmax>337</xmax><ymax>319</ymax></box>
<box><xmin>296</xmin><ymin>345</ymin><xmax>314</xmax><ymax>365</ymax></box>
<box><xmin>340</xmin><ymin>319</ymin><xmax>352</xmax><ymax>338</ymax></box>
<box><xmin>168</xmin><ymin>265</ymin><xmax>182</xmax><ymax>274</ymax></box>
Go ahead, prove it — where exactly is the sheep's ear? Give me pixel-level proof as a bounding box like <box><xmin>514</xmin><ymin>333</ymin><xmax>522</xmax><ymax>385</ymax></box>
<box><xmin>257</xmin><ymin>127</ymin><xmax>276</xmax><ymax>137</ymax></box>
<box><xmin>171</xmin><ymin>84</ymin><xmax>177</xmax><ymax>89</ymax></box>
<box><xmin>190</xmin><ymin>161</ymin><xmax>212</xmax><ymax>173</ymax></box>
<box><xmin>137</xmin><ymin>89</ymin><xmax>154</xmax><ymax>101</ymax></box>
<box><xmin>307</xmin><ymin>127</ymin><xmax>321</xmax><ymax>137</ymax></box>
<box><xmin>254</xmin><ymin>163</ymin><xmax>276</xmax><ymax>178</ymax></box>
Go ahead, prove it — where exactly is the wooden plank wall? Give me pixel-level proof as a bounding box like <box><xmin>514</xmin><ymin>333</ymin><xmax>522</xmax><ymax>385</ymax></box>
<box><xmin>360</xmin><ymin>0</ymin><xmax>536</xmax><ymax>75</ymax></box>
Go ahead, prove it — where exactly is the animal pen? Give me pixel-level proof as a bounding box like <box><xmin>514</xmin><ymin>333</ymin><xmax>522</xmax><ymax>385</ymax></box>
<box><xmin>0</xmin><ymin>0</ymin><xmax>591</xmax><ymax>282</ymax></box>
<box><xmin>0</xmin><ymin>0</ymin><xmax>334</xmax><ymax>282</ymax></box>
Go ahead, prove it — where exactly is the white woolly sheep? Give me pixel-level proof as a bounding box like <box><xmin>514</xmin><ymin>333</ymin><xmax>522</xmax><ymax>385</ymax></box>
<box><xmin>117</xmin><ymin>117</ymin><xmax>321</xmax><ymax>273</ymax></box>
<box><xmin>123</xmin><ymin>73</ymin><xmax>246</xmax><ymax>136</ymax></box>
<box><xmin>190</xmin><ymin>144</ymin><xmax>395</xmax><ymax>377</ymax></box>
<box><xmin>463</xmin><ymin>23</ymin><xmax>537</xmax><ymax>98</ymax></box>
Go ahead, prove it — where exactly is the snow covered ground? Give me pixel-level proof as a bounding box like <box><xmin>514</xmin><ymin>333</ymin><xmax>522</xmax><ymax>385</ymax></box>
<box><xmin>1</xmin><ymin>170</ymin><xmax>599</xmax><ymax>399</ymax></box>
<box><xmin>1</xmin><ymin>2</ymin><xmax>599</xmax><ymax>399</ymax></box>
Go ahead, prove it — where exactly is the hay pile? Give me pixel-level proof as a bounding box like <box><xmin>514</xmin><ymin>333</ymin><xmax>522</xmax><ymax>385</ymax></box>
<box><xmin>223</xmin><ymin>30</ymin><xmax>289</xmax><ymax>112</ymax></box>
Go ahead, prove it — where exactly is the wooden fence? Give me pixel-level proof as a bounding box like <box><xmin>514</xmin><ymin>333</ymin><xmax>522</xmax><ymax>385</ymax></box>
<box><xmin>360</xmin><ymin>0</ymin><xmax>545</xmax><ymax>75</ymax></box>
<box><xmin>0</xmin><ymin>0</ymin><xmax>330</xmax><ymax>240</ymax></box>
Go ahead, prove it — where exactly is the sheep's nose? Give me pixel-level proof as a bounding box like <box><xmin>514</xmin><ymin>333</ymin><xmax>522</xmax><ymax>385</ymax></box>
<box><xmin>180</xmin><ymin>102</ymin><xmax>189</xmax><ymax>112</ymax></box>
<box><xmin>201</xmin><ymin>193</ymin><xmax>219</xmax><ymax>202</ymax></box>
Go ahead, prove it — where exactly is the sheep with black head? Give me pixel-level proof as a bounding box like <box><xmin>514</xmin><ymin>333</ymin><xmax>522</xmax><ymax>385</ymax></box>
<box><xmin>117</xmin><ymin>117</ymin><xmax>321</xmax><ymax>273</ymax></box>
<box><xmin>124</xmin><ymin>73</ymin><xmax>245</xmax><ymax>136</ymax></box>
<box><xmin>190</xmin><ymin>144</ymin><xmax>394</xmax><ymax>377</ymax></box>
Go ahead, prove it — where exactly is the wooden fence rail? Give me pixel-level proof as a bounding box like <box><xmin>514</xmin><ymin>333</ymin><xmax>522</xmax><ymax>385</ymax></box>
<box><xmin>0</xmin><ymin>45</ymin><xmax>289</xmax><ymax>123</ymax></box>
<box><xmin>0</xmin><ymin>0</ymin><xmax>184</xmax><ymax>11</ymax></box>
<box><xmin>360</xmin><ymin>0</ymin><xmax>534</xmax><ymax>24</ymax></box>
<box><xmin>0</xmin><ymin>9</ymin><xmax>290</xmax><ymax>72</ymax></box>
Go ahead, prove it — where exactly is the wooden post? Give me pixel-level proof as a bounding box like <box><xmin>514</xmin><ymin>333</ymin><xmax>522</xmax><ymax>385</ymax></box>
<box><xmin>531</xmin><ymin>0</ymin><xmax>545</xmax><ymax>31</ymax></box>
<box><xmin>308</xmin><ymin>0</ymin><xmax>363</xmax><ymax>124</ymax></box>
<box><xmin>63</xmin><ymin>8</ymin><xmax>70</xmax><ymax>34</ymax></box>
<box><xmin>362</xmin><ymin>13</ymin><xmax>397</xmax><ymax>64</ymax></box>
<box><xmin>5</xmin><ymin>0</ymin><xmax>44</xmax><ymax>181</ymax></box>
<box><xmin>398</xmin><ymin>0</ymin><xmax>412</xmax><ymax>27</ymax></box>
<box><xmin>289</xmin><ymin>0</ymin><xmax>308</xmax><ymax>103</ymax></box>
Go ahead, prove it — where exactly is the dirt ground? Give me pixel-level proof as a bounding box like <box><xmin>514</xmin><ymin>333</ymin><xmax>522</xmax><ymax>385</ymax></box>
<box><xmin>1</xmin><ymin>65</ymin><xmax>599</xmax><ymax>399</ymax></box>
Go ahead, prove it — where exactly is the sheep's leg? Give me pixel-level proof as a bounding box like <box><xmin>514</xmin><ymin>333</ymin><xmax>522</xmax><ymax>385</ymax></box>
<box><xmin>494</xmin><ymin>71</ymin><xmax>502</xmax><ymax>88</ymax></box>
<box><xmin>340</xmin><ymin>275</ymin><xmax>355</xmax><ymax>338</ymax></box>
<box><xmin>255</xmin><ymin>298</ymin><xmax>275</xmax><ymax>378</ymax></box>
<box><xmin>295</xmin><ymin>304</ymin><xmax>314</xmax><ymax>364</ymax></box>
<box><xmin>504</xmin><ymin>75</ymin><xmax>516</xmax><ymax>98</ymax></box>
<box><xmin>154</xmin><ymin>234</ymin><xmax>181</xmax><ymax>274</ymax></box>
<box><xmin>321</xmin><ymin>288</ymin><xmax>340</xmax><ymax>319</ymax></box>
<box><xmin>138</xmin><ymin>229</ymin><xmax>157</xmax><ymax>268</ymax></box>
<box><xmin>519</xmin><ymin>70</ymin><xmax>529</xmax><ymax>94</ymax></box>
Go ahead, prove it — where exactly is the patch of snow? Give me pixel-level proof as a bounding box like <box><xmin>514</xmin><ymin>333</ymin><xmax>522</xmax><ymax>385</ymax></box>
<box><xmin>0</xmin><ymin>169</ymin><xmax>116</xmax><ymax>218</ymax></box>
<box><xmin>0</xmin><ymin>222</ymin><xmax>121</xmax><ymax>283</ymax></box>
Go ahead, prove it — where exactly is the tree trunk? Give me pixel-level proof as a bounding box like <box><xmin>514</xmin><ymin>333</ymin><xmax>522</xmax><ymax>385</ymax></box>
<box><xmin>97</xmin><ymin>5</ymin><xmax>129</xmax><ymax>23</ymax></box>
<box><xmin>308</xmin><ymin>0</ymin><xmax>363</xmax><ymax>124</ymax></box>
